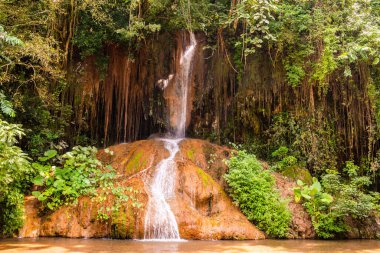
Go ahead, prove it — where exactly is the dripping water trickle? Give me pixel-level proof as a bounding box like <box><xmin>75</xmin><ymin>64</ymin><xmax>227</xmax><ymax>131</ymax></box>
<box><xmin>143</xmin><ymin>32</ymin><xmax>197</xmax><ymax>241</ymax></box>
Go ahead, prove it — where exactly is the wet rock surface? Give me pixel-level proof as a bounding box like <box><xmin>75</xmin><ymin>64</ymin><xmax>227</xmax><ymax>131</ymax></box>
<box><xmin>20</xmin><ymin>139</ymin><xmax>264</xmax><ymax>239</ymax></box>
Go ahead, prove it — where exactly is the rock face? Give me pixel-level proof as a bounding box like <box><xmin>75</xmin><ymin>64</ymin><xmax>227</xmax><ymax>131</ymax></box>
<box><xmin>271</xmin><ymin>171</ymin><xmax>315</xmax><ymax>239</ymax></box>
<box><xmin>20</xmin><ymin>138</ymin><xmax>380</xmax><ymax>240</ymax></box>
<box><xmin>344</xmin><ymin>215</ymin><xmax>380</xmax><ymax>239</ymax></box>
<box><xmin>20</xmin><ymin>139</ymin><xmax>264</xmax><ymax>240</ymax></box>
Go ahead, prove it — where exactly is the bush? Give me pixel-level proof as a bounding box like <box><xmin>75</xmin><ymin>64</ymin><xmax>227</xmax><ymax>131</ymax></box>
<box><xmin>32</xmin><ymin>146</ymin><xmax>109</xmax><ymax>211</ymax></box>
<box><xmin>294</xmin><ymin>161</ymin><xmax>379</xmax><ymax>238</ymax></box>
<box><xmin>31</xmin><ymin>146</ymin><xmax>141</xmax><ymax>219</ymax></box>
<box><xmin>0</xmin><ymin>119</ymin><xmax>33</xmax><ymax>237</ymax></box>
<box><xmin>271</xmin><ymin>146</ymin><xmax>299</xmax><ymax>171</ymax></box>
<box><xmin>224</xmin><ymin>150</ymin><xmax>291</xmax><ymax>238</ymax></box>
<box><xmin>322</xmin><ymin>162</ymin><xmax>377</xmax><ymax>221</ymax></box>
<box><xmin>294</xmin><ymin>178</ymin><xmax>346</xmax><ymax>238</ymax></box>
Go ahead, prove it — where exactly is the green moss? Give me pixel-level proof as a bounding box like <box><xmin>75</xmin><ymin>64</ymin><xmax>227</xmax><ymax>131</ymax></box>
<box><xmin>83</xmin><ymin>199</ymin><xmax>88</xmax><ymax>209</ymax></box>
<box><xmin>282</xmin><ymin>166</ymin><xmax>313</xmax><ymax>185</ymax></box>
<box><xmin>218</xmin><ymin>186</ymin><xmax>228</xmax><ymax>198</ymax></box>
<box><xmin>187</xmin><ymin>149</ymin><xmax>195</xmax><ymax>160</ymax></box>
<box><xmin>125</xmin><ymin>151</ymin><xmax>146</xmax><ymax>174</ymax></box>
<box><xmin>111</xmin><ymin>207</ymin><xmax>127</xmax><ymax>239</ymax></box>
<box><xmin>65</xmin><ymin>209</ymin><xmax>71</xmax><ymax>220</ymax></box>
<box><xmin>196</xmin><ymin>167</ymin><xmax>214</xmax><ymax>187</ymax></box>
<box><xmin>127</xmin><ymin>206</ymin><xmax>135</xmax><ymax>238</ymax></box>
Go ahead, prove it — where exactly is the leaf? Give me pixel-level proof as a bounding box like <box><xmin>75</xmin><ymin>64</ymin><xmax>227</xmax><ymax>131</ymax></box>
<box><xmin>38</xmin><ymin>157</ymin><xmax>48</xmax><ymax>162</ymax></box>
<box><xmin>32</xmin><ymin>191</ymin><xmax>41</xmax><ymax>198</ymax></box>
<box><xmin>37</xmin><ymin>194</ymin><xmax>47</xmax><ymax>202</ymax></box>
<box><xmin>44</xmin><ymin>150</ymin><xmax>57</xmax><ymax>160</ymax></box>
<box><xmin>294</xmin><ymin>187</ymin><xmax>302</xmax><ymax>203</ymax></box>
<box><xmin>47</xmin><ymin>202</ymin><xmax>55</xmax><ymax>210</ymax></box>
<box><xmin>0</xmin><ymin>92</ymin><xmax>15</xmax><ymax>117</ymax></box>
<box><xmin>311</xmin><ymin>180</ymin><xmax>321</xmax><ymax>192</ymax></box>
<box><xmin>32</xmin><ymin>175</ymin><xmax>44</xmax><ymax>186</ymax></box>
<box><xmin>53</xmin><ymin>179</ymin><xmax>65</xmax><ymax>188</ymax></box>
<box><xmin>296</xmin><ymin>179</ymin><xmax>304</xmax><ymax>186</ymax></box>
<box><xmin>309</xmin><ymin>186</ymin><xmax>318</xmax><ymax>196</ymax></box>
<box><xmin>321</xmin><ymin>193</ymin><xmax>333</xmax><ymax>204</ymax></box>
<box><xmin>344</xmin><ymin>66</ymin><xmax>352</xmax><ymax>77</ymax></box>
<box><xmin>301</xmin><ymin>193</ymin><xmax>312</xmax><ymax>200</ymax></box>
<box><xmin>373</xmin><ymin>57</ymin><xmax>379</xmax><ymax>65</ymax></box>
<box><xmin>32</xmin><ymin>162</ymin><xmax>44</xmax><ymax>170</ymax></box>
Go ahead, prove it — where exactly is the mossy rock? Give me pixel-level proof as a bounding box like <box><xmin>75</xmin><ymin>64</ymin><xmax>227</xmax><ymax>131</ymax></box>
<box><xmin>110</xmin><ymin>206</ymin><xmax>135</xmax><ymax>239</ymax></box>
<box><xmin>196</xmin><ymin>167</ymin><xmax>215</xmax><ymax>187</ymax></box>
<box><xmin>187</xmin><ymin>149</ymin><xmax>195</xmax><ymax>160</ymax></box>
<box><xmin>282</xmin><ymin>166</ymin><xmax>313</xmax><ymax>185</ymax></box>
<box><xmin>125</xmin><ymin>151</ymin><xmax>146</xmax><ymax>174</ymax></box>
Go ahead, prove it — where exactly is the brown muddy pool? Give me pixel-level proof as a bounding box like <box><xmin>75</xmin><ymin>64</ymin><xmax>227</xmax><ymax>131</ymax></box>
<box><xmin>0</xmin><ymin>238</ymin><xmax>379</xmax><ymax>253</ymax></box>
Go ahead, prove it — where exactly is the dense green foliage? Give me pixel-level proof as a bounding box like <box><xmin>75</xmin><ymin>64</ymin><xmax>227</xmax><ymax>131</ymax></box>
<box><xmin>266</xmin><ymin>113</ymin><xmax>338</xmax><ymax>175</ymax></box>
<box><xmin>32</xmin><ymin>147</ymin><xmax>105</xmax><ymax>211</ymax></box>
<box><xmin>31</xmin><ymin>146</ymin><xmax>140</xmax><ymax>218</ymax></box>
<box><xmin>225</xmin><ymin>150</ymin><xmax>291</xmax><ymax>238</ymax></box>
<box><xmin>295</xmin><ymin>162</ymin><xmax>379</xmax><ymax>238</ymax></box>
<box><xmin>0</xmin><ymin>63</ymin><xmax>32</xmax><ymax>236</ymax></box>
<box><xmin>1</xmin><ymin>0</ymin><xmax>379</xmax><ymax>163</ymax></box>
<box><xmin>294</xmin><ymin>178</ymin><xmax>345</xmax><ymax>239</ymax></box>
<box><xmin>0</xmin><ymin>119</ymin><xmax>32</xmax><ymax>237</ymax></box>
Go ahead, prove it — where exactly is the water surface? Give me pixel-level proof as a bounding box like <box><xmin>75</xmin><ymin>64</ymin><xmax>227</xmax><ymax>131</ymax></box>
<box><xmin>1</xmin><ymin>238</ymin><xmax>380</xmax><ymax>253</ymax></box>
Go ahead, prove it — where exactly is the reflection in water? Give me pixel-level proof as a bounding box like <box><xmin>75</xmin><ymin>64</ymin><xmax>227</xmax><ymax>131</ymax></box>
<box><xmin>0</xmin><ymin>238</ymin><xmax>380</xmax><ymax>253</ymax></box>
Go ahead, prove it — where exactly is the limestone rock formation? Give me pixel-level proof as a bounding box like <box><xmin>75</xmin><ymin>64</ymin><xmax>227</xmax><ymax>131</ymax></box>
<box><xmin>20</xmin><ymin>139</ymin><xmax>265</xmax><ymax>240</ymax></box>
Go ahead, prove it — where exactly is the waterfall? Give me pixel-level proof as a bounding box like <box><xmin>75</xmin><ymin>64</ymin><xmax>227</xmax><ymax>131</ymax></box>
<box><xmin>143</xmin><ymin>139</ymin><xmax>181</xmax><ymax>240</ymax></box>
<box><xmin>175</xmin><ymin>32</ymin><xmax>197</xmax><ymax>138</ymax></box>
<box><xmin>143</xmin><ymin>32</ymin><xmax>197</xmax><ymax>240</ymax></box>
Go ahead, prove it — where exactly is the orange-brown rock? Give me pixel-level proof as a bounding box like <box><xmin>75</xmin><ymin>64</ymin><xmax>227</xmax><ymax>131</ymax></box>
<box><xmin>20</xmin><ymin>139</ymin><xmax>264</xmax><ymax>240</ymax></box>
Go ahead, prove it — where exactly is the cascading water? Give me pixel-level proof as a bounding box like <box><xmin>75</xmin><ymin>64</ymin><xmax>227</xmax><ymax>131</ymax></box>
<box><xmin>176</xmin><ymin>32</ymin><xmax>196</xmax><ymax>138</ymax></box>
<box><xmin>143</xmin><ymin>138</ymin><xmax>181</xmax><ymax>240</ymax></box>
<box><xmin>143</xmin><ymin>32</ymin><xmax>197</xmax><ymax>240</ymax></box>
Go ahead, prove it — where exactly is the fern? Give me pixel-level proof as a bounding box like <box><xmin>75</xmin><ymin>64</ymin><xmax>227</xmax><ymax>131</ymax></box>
<box><xmin>0</xmin><ymin>119</ymin><xmax>24</xmax><ymax>145</ymax></box>
<box><xmin>0</xmin><ymin>25</ymin><xmax>23</xmax><ymax>46</ymax></box>
<box><xmin>0</xmin><ymin>92</ymin><xmax>15</xmax><ymax>117</ymax></box>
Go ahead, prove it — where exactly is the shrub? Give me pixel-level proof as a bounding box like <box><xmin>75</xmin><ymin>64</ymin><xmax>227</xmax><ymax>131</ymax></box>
<box><xmin>294</xmin><ymin>178</ymin><xmax>346</xmax><ymax>238</ymax></box>
<box><xmin>32</xmin><ymin>146</ymin><xmax>141</xmax><ymax>219</ymax></box>
<box><xmin>32</xmin><ymin>146</ymin><xmax>109</xmax><ymax>211</ymax></box>
<box><xmin>0</xmin><ymin>119</ymin><xmax>33</xmax><ymax>237</ymax></box>
<box><xmin>271</xmin><ymin>146</ymin><xmax>299</xmax><ymax>171</ymax></box>
<box><xmin>225</xmin><ymin>150</ymin><xmax>291</xmax><ymax>238</ymax></box>
<box><xmin>322</xmin><ymin>162</ymin><xmax>377</xmax><ymax>221</ymax></box>
<box><xmin>295</xmin><ymin>161</ymin><xmax>379</xmax><ymax>239</ymax></box>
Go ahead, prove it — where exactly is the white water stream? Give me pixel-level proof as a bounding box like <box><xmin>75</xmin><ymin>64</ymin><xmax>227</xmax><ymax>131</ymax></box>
<box><xmin>143</xmin><ymin>32</ymin><xmax>197</xmax><ymax>240</ymax></box>
<box><xmin>176</xmin><ymin>32</ymin><xmax>197</xmax><ymax>138</ymax></box>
